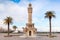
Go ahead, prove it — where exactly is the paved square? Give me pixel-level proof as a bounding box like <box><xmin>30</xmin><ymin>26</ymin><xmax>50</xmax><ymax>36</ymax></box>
<box><xmin>0</xmin><ymin>33</ymin><xmax>60</xmax><ymax>40</ymax></box>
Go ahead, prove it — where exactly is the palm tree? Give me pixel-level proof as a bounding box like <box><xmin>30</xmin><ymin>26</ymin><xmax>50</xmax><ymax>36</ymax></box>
<box><xmin>4</xmin><ymin>16</ymin><xmax>13</xmax><ymax>36</ymax></box>
<box><xmin>13</xmin><ymin>25</ymin><xmax>17</xmax><ymax>31</ymax></box>
<box><xmin>45</xmin><ymin>11</ymin><xmax>55</xmax><ymax>37</ymax></box>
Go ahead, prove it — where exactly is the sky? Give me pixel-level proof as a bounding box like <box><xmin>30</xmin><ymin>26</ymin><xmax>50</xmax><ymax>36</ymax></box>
<box><xmin>0</xmin><ymin>0</ymin><xmax>60</xmax><ymax>32</ymax></box>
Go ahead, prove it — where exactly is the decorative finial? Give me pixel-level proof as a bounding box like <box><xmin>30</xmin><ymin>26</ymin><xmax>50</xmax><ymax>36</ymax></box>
<box><xmin>29</xmin><ymin>3</ymin><xmax>32</xmax><ymax>7</ymax></box>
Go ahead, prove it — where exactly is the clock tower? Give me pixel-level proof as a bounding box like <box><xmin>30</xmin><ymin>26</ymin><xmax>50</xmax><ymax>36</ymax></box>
<box><xmin>23</xmin><ymin>3</ymin><xmax>37</xmax><ymax>37</ymax></box>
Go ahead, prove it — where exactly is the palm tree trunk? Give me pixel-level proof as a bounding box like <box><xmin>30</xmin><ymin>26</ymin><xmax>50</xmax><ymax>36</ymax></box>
<box><xmin>8</xmin><ymin>23</ymin><xmax>10</xmax><ymax>36</ymax></box>
<box><xmin>49</xmin><ymin>18</ymin><xmax>51</xmax><ymax>37</ymax></box>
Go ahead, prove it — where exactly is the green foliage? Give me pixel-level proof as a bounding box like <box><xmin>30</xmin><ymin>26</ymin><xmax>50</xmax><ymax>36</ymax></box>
<box><xmin>13</xmin><ymin>25</ymin><xmax>17</xmax><ymax>30</ymax></box>
<box><xmin>4</xmin><ymin>16</ymin><xmax>13</xmax><ymax>25</ymax></box>
<box><xmin>45</xmin><ymin>11</ymin><xmax>55</xmax><ymax>18</ymax></box>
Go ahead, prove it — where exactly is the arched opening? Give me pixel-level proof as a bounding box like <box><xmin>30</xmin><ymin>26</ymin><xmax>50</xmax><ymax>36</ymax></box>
<box><xmin>29</xmin><ymin>31</ymin><xmax>31</xmax><ymax>36</ymax></box>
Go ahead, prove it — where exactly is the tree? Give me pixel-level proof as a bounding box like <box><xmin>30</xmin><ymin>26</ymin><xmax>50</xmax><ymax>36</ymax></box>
<box><xmin>4</xmin><ymin>16</ymin><xmax>13</xmax><ymax>36</ymax></box>
<box><xmin>13</xmin><ymin>25</ymin><xmax>17</xmax><ymax>31</ymax></box>
<box><xmin>45</xmin><ymin>11</ymin><xmax>55</xmax><ymax>37</ymax></box>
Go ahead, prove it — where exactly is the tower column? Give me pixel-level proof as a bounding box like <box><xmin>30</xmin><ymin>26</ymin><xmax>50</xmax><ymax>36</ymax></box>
<box><xmin>28</xmin><ymin>4</ymin><xmax>32</xmax><ymax>24</ymax></box>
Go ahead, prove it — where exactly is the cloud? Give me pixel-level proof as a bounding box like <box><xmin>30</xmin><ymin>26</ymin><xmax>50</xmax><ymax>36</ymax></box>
<box><xmin>0</xmin><ymin>4</ymin><xmax>5</xmax><ymax>11</ymax></box>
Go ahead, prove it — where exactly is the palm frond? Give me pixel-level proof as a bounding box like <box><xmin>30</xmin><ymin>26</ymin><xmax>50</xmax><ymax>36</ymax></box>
<box><xmin>45</xmin><ymin>16</ymin><xmax>48</xmax><ymax>18</ymax></box>
<box><xmin>45</xmin><ymin>11</ymin><xmax>56</xmax><ymax>18</ymax></box>
<box><xmin>4</xmin><ymin>16</ymin><xmax>13</xmax><ymax>24</ymax></box>
<box><xmin>53</xmin><ymin>15</ymin><xmax>55</xmax><ymax>18</ymax></box>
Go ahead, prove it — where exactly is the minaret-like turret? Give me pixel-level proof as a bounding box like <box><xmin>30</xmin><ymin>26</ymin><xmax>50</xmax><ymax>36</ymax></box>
<box><xmin>28</xmin><ymin>3</ymin><xmax>32</xmax><ymax>24</ymax></box>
